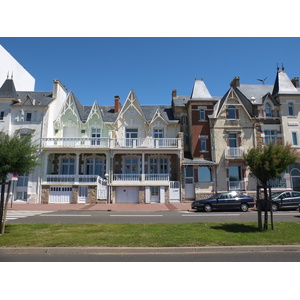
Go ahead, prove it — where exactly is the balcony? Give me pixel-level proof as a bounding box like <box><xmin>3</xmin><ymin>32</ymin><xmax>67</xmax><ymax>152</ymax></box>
<box><xmin>112</xmin><ymin>173</ymin><xmax>170</xmax><ymax>184</ymax></box>
<box><xmin>41</xmin><ymin>138</ymin><xmax>110</xmax><ymax>149</ymax></box>
<box><xmin>111</xmin><ymin>138</ymin><xmax>180</xmax><ymax>149</ymax></box>
<box><xmin>41</xmin><ymin>137</ymin><xmax>181</xmax><ymax>150</ymax></box>
<box><xmin>225</xmin><ymin>147</ymin><xmax>245</xmax><ymax>159</ymax></box>
<box><xmin>44</xmin><ymin>174</ymin><xmax>106</xmax><ymax>184</ymax></box>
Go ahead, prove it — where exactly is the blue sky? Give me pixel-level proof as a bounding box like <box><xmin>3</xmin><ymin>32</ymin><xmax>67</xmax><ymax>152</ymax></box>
<box><xmin>1</xmin><ymin>37</ymin><xmax>300</xmax><ymax>107</ymax></box>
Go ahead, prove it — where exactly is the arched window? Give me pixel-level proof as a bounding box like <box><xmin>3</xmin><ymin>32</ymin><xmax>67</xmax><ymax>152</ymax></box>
<box><xmin>198</xmin><ymin>167</ymin><xmax>211</xmax><ymax>182</ymax></box>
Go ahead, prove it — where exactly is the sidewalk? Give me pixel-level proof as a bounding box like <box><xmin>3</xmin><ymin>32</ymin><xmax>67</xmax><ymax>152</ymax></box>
<box><xmin>8</xmin><ymin>202</ymin><xmax>192</xmax><ymax>212</ymax></box>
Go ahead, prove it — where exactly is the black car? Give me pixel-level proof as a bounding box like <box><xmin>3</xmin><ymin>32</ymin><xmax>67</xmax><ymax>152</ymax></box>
<box><xmin>268</xmin><ymin>191</ymin><xmax>300</xmax><ymax>211</ymax></box>
<box><xmin>191</xmin><ymin>191</ymin><xmax>255</xmax><ymax>212</ymax></box>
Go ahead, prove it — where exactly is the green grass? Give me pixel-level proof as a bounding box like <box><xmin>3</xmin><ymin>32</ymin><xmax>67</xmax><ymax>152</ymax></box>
<box><xmin>0</xmin><ymin>222</ymin><xmax>300</xmax><ymax>247</ymax></box>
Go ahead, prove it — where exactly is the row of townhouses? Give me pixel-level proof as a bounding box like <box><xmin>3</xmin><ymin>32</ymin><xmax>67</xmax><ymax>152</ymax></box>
<box><xmin>1</xmin><ymin>49</ymin><xmax>300</xmax><ymax>205</ymax></box>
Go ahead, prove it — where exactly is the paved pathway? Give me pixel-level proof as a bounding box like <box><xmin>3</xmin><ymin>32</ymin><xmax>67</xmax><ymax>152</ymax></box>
<box><xmin>8</xmin><ymin>202</ymin><xmax>192</xmax><ymax>212</ymax></box>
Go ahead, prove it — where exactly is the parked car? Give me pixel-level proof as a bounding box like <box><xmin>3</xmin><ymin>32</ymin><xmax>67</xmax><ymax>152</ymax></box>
<box><xmin>268</xmin><ymin>191</ymin><xmax>300</xmax><ymax>211</ymax></box>
<box><xmin>191</xmin><ymin>191</ymin><xmax>255</xmax><ymax>212</ymax></box>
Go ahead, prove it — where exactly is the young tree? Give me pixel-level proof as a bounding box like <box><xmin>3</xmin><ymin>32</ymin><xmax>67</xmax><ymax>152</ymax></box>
<box><xmin>243</xmin><ymin>143</ymin><xmax>297</xmax><ymax>230</ymax></box>
<box><xmin>0</xmin><ymin>133</ymin><xmax>40</xmax><ymax>234</ymax></box>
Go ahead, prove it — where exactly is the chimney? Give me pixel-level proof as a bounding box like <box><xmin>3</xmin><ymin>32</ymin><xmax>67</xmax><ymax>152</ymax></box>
<box><xmin>172</xmin><ymin>89</ymin><xmax>177</xmax><ymax>98</ymax></box>
<box><xmin>114</xmin><ymin>95</ymin><xmax>120</xmax><ymax>113</ymax></box>
<box><xmin>292</xmin><ymin>77</ymin><xmax>299</xmax><ymax>88</ymax></box>
<box><xmin>230</xmin><ymin>76</ymin><xmax>240</xmax><ymax>88</ymax></box>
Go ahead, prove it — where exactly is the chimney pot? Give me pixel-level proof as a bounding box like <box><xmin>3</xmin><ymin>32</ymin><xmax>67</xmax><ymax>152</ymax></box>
<box><xmin>172</xmin><ymin>90</ymin><xmax>177</xmax><ymax>98</ymax></box>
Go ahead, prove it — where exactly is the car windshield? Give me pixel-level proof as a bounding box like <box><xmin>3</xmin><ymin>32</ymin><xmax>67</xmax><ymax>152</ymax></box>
<box><xmin>271</xmin><ymin>192</ymin><xmax>283</xmax><ymax>199</ymax></box>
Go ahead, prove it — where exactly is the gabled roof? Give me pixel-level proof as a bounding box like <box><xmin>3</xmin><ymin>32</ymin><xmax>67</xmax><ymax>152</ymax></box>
<box><xmin>0</xmin><ymin>78</ymin><xmax>18</xmax><ymax>100</ymax></box>
<box><xmin>272</xmin><ymin>70</ymin><xmax>300</xmax><ymax>96</ymax></box>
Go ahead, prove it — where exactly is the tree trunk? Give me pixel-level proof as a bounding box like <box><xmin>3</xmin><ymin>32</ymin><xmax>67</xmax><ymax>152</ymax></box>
<box><xmin>0</xmin><ymin>179</ymin><xmax>6</xmax><ymax>235</ymax></box>
<box><xmin>256</xmin><ymin>185</ymin><xmax>262</xmax><ymax>230</ymax></box>
<box><xmin>1</xmin><ymin>180</ymin><xmax>11</xmax><ymax>234</ymax></box>
<box><xmin>263</xmin><ymin>185</ymin><xmax>269</xmax><ymax>230</ymax></box>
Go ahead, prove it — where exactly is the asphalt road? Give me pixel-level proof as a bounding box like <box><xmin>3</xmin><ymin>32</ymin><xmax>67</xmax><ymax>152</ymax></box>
<box><xmin>1</xmin><ymin>246</ymin><xmax>300</xmax><ymax>261</ymax></box>
<box><xmin>6</xmin><ymin>209</ymin><xmax>300</xmax><ymax>223</ymax></box>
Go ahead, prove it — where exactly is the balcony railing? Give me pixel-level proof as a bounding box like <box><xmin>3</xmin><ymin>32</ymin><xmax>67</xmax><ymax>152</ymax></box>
<box><xmin>229</xmin><ymin>180</ymin><xmax>246</xmax><ymax>191</ymax></box>
<box><xmin>111</xmin><ymin>138</ymin><xmax>180</xmax><ymax>149</ymax></box>
<box><xmin>41</xmin><ymin>138</ymin><xmax>110</xmax><ymax>148</ymax></box>
<box><xmin>45</xmin><ymin>174</ymin><xmax>104</xmax><ymax>184</ymax></box>
<box><xmin>225</xmin><ymin>147</ymin><xmax>245</xmax><ymax>159</ymax></box>
<box><xmin>41</xmin><ymin>137</ymin><xmax>181</xmax><ymax>149</ymax></box>
<box><xmin>113</xmin><ymin>173</ymin><xmax>170</xmax><ymax>182</ymax></box>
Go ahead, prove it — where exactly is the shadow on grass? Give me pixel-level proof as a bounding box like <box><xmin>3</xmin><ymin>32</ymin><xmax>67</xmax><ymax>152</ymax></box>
<box><xmin>210</xmin><ymin>223</ymin><xmax>260</xmax><ymax>233</ymax></box>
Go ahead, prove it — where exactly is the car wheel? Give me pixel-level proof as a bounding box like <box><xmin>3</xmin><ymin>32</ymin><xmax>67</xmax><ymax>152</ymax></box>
<box><xmin>271</xmin><ymin>203</ymin><xmax>279</xmax><ymax>211</ymax></box>
<box><xmin>204</xmin><ymin>204</ymin><xmax>212</xmax><ymax>212</ymax></box>
<box><xmin>240</xmin><ymin>203</ymin><xmax>248</xmax><ymax>212</ymax></box>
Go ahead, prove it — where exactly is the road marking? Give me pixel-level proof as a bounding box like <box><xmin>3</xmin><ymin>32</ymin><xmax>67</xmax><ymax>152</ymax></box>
<box><xmin>182</xmin><ymin>214</ymin><xmax>240</xmax><ymax>217</ymax></box>
<box><xmin>110</xmin><ymin>215</ymin><xmax>163</xmax><ymax>217</ymax></box>
<box><xmin>43</xmin><ymin>214</ymin><xmax>91</xmax><ymax>217</ymax></box>
<box><xmin>6</xmin><ymin>211</ymin><xmax>53</xmax><ymax>220</ymax></box>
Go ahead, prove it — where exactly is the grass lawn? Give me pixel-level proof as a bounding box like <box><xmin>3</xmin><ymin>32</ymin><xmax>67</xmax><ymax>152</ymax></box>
<box><xmin>1</xmin><ymin>222</ymin><xmax>300</xmax><ymax>247</ymax></box>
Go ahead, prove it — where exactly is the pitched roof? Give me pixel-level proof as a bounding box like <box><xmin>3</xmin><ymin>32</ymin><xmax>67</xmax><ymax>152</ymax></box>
<box><xmin>190</xmin><ymin>79</ymin><xmax>212</xmax><ymax>99</ymax></box>
<box><xmin>272</xmin><ymin>70</ymin><xmax>300</xmax><ymax>96</ymax></box>
<box><xmin>0</xmin><ymin>78</ymin><xmax>18</xmax><ymax>99</ymax></box>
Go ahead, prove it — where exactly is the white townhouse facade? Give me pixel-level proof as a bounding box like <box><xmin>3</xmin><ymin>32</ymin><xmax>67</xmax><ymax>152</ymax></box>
<box><xmin>40</xmin><ymin>90</ymin><xmax>183</xmax><ymax>204</ymax></box>
<box><xmin>0</xmin><ymin>76</ymin><xmax>67</xmax><ymax>203</ymax></box>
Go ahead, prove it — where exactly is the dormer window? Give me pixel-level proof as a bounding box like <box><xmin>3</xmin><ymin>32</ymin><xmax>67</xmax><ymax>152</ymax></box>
<box><xmin>265</xmin><ymin>103</ymin><xmax>272</xmax><ymax>117</ymax></box>
<box><xmin>227</xmin><ymin>105</ymin><xmax>238</xmax><ymax>119</ymax></box>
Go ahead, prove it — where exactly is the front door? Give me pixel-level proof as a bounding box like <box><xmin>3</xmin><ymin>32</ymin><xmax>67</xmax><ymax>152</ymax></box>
<box><xmin>78</xmin><ymin>186</ymin><xmax>88</xmax><ymax>203</ymax></box>
<box><xmin>150</xmin><ymin>187</ymin><xmax>159</xmax><ymax>203</ymax></box>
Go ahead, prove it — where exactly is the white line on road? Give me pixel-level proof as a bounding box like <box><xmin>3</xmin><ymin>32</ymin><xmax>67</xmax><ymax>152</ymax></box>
<box><xmin>182</xmin><ymin>214</ymin><xmax>240</xmax><ymax>217</ymax></box>
<box><xmin>110</xmin><ymin>215</ymin><xmax>163</xmax><ymax>217</ymax></box>
<box><xmin>43</xmin><ymin>214</ymin><xmax>92</xmax><ymax>217</ymax></box>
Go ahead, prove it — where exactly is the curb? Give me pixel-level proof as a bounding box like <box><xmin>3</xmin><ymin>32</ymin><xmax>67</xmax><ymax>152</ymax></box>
<box><xmin>1</xmin><ymin>245</ymin><xmax>300</xmax><ymax>255</ymax></box>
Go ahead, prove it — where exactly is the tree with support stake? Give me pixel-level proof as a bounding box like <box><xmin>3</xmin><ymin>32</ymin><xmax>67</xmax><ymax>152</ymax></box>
<box><xmin>243</xmin><ymin>142</ymin><xmax>297</xmax><ymax>230</ymax></box>
<box><xmin>0</xmin><ymin>133</ymin><xmax>39</xmax><ymax>235</ymax></box>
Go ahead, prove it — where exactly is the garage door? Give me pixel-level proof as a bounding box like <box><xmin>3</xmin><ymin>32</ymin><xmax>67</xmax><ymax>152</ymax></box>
<box><xmin>116</xmin><ymin>187</ymin><xmax>139</xmax><ymax>203</ymax></box>
<box><xmin>49</xmin><ymin>186</ymin><xmax>73</xmax><ymax>203</ymax></box>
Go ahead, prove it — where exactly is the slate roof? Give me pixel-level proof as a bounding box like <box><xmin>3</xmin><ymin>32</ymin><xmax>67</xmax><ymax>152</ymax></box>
<box><xmin>0</xmin><ymin>78</ymin><xmax>18</xmax><ymax>99</ymax></box>
<box><xmin>272</xmin><ymin>70</ymin><xmax>300</xmax><ymax>96</ymax></box>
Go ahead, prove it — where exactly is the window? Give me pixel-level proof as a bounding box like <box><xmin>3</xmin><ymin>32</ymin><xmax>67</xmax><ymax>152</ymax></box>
<box><xmin>154</xmin><ymin>128</ymin><xmax>164</xmax><ymax>139</ymax></box>
<box><xmin>265</xmin><ymin>103</ymin><xmax>272</xmax><ymax>117</ymax></box>
<box><xmin>199</xmin><ymin>109</ymin><xmax>205</xmax><ymax>121</ymax></box>
<box><xmin>0</xmin><ymin>111</ymin><xmax>4</xmax><ymax>120</ymax></box>
<box><xmin>288</xmin><ymin>102</ymin><xmax>294</xmax><ymax>116</ymax></box>
<box><xmin>86</xmin><ymin>158</ymin><xmax>104</xmax><ymax>176</ymax></box>
<box><xmin>264</xmin><ymin>130</ymin><xmax>277</xmax><ymax>145</ymax></box>
<box><xmin>61</xmin><ymin>158</ymin><xmax>75</xmax><ymax>175</ymax></box>
<box><xmin>200</xmin><ymin>137</ymin><xmax>207</xmax><ymax>151</ymax></box>
<box><xmin>198</xmin><ymin>167</ymin><xmax>211</xmax><ymax>182</ymax></box>
<box><xmin>228</xmin><ymin>166</ymin><xmax>241</xmax><ymax>181</ymax></box>
<box><xmin>126</xmin><ymin>128</ymin><xmax>138</xmax><ymax>147</ymax></box>
<box><xmin>26</xmin><ymin>112</ymin><xmax>32</xmax><ymax>121</ymax></box>
<box><xmin>17</xmin><ymin>175</ymin><xmax>29</xmax><ymax>187</ymax></box>
<box><xmin>124</xmin><ymin>157</ymin><xmax>139</xmax><ymax>174</ymax></box>
<box><xmin>150</xmin><ymin>158</ymin><xmax>168</xmax><ymax>174</ymax></box>
<box><xmin>91</xmin><ymin>128</ymin><xmax>101</xmax><ymax>145</ymax></box>
<box><xmin>292</xmin><ymin>132</ymin><xmax>298</xmax><ymax>146</ymax></box>
<box><xmin>16</xmin><ymin>192</ymin><xmax>27</xmax><ymax>200</ymax></box>
<box><xmin>227</xmin><ymin>105</ymin><xmax>237</xmax><ymax>119</ymax></box>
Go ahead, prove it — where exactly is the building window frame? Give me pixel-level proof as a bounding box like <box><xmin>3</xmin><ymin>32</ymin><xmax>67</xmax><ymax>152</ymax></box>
<box><xmin>288</xmin><ymin>102</ymin><xmax>294</xmax><ymax>116</ymax></box>
<box><xmin>292</xmin><ymin>131</ymin><xmax>298</xmax><ymax>146</ymax></box>
<box><xmin>227</xmin><ymin>105</ymin><xmax>238</xmax><ymax>120</ymax></box>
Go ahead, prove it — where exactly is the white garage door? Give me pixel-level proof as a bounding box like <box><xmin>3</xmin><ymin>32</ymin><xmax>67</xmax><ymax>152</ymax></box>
<box><xmin>50</xmin><ymin>186</ymin><xmax>73</xmax><ymax>203</ymax></box>
<box><xmin>116</xmin><ymin>187</ymin><xmax>139</xmax><ymax>203</ymax></box>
